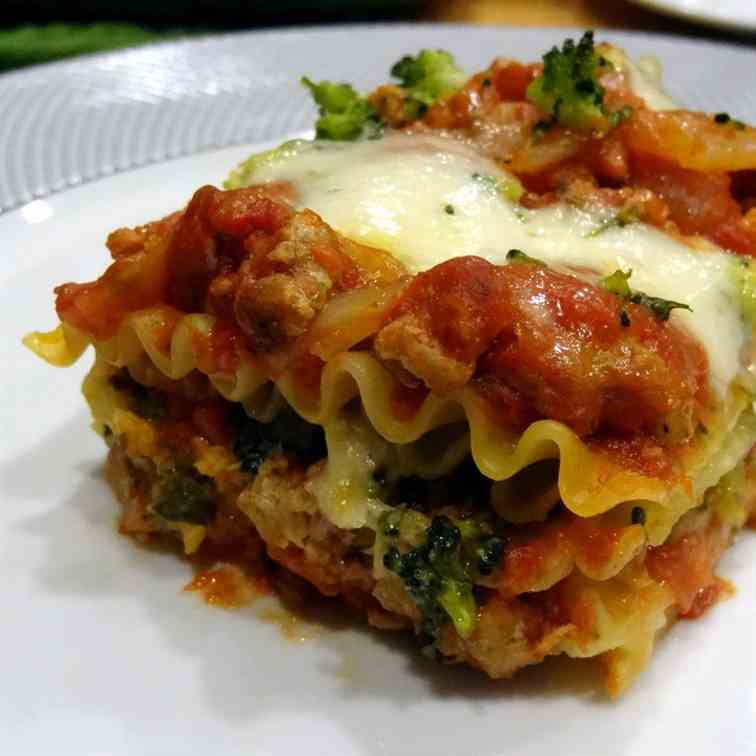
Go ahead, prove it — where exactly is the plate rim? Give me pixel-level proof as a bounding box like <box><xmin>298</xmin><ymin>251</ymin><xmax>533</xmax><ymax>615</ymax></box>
<box><xmin>627</xmin><ymin>0</ymin><xmax>756</xmax><ymax>33</ymax></box>
<box><xmin>2</xmin><ymin>21</ymin><xmax>754</xmax><ymax>86</ymax></box>
<box><xmin>1</xmin><ymin>22</ymin><xmax>756</xmax><ymax>218</ymax></box>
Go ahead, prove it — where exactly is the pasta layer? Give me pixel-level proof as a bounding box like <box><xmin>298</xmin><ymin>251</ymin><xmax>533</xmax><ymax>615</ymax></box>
<box><xmin>29</xmin><ymin>315</ymin><xmax>756</xmax><ymax>550</ymax></box>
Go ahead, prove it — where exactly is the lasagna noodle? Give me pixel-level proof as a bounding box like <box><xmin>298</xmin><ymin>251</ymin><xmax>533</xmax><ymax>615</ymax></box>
<box><xmin>27</xmin><ymin>309</ymin><xmax>756</xmax><ymax>543</ymax></box>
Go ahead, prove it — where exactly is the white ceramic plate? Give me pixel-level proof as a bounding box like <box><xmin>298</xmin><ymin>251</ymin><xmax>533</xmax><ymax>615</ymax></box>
<box><xmin>2</xmin><ymin>26</ymin><xmax>756</xmax><ymax>756</ymax></box>
<box><xmin>628</xmin><ymin>0</ymin><xmax>756</xmax><ymax>33</ymax></box>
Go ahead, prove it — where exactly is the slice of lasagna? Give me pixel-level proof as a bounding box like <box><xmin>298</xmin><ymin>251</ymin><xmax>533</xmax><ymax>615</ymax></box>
<box><xmin>26</xmin><ymin>33</ymin><xmax>756</xmax><ymax>696</ymax></box>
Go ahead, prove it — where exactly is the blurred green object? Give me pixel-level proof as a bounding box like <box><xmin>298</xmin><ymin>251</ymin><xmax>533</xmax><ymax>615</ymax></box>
<box><xmin>0</xmin><ymin>23</ymin><xmax>165</xmax><ymax>71</ymax></box>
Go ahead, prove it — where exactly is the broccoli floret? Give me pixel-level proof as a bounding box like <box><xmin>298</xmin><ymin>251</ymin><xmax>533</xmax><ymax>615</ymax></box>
<box><xmin>154</xmin><ymin>470</ymin><xmax>216</xmax><ymax>525</ymax></box>
<box><xmin>390</xmin><ymin>49</ymin><xmax>467</xmax><ymax>119</ymax></box>
<box><xmin>301</xmin><ymin>77</ymin><xmax>380</xmax><ymax>140</ymax></box>
<box><xmin>383</xmin><ymin>515</ymin><xmax>505</xmax><ymax>644</ymax></box>
<box><xmin>600</xmin><ymin>269</ymin><xmax>692</xmax><ymax>321</ymax></box>
<box><xmin>526</xmin><ymin>31</ymin><xmax>614</xmax><ymax>133</ymax></box>
<box><xmin>231</xmin><ymin>405</ymin><xmax>327</xmax><ymax>473</ymax></box>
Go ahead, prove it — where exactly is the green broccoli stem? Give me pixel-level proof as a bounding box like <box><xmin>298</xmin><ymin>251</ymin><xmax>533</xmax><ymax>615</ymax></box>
<box><xmin>525</xmin><ymin>31</ymin><xmax>628</xmax><ymax>133</ymax></box>
<box><xmin>390</xmin><ymin>49</ymin><xmax>467</xmax><ymax>119</ymax></box>
<box><xmin>301</xmin><ymin>77</ymin><xmax>381</xmax><ymax>141</ymax></box>
<box><xmin>382</xmin><ymin>514</ymin><xmax>505</xmax><ymax>645</ymax></box>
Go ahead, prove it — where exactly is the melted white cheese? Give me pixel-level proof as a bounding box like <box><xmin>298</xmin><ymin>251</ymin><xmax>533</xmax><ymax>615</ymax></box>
<box><xmin>251</xmin><ymin>133</ymin><xmax>748</xmax><ymax>397</ymax></box>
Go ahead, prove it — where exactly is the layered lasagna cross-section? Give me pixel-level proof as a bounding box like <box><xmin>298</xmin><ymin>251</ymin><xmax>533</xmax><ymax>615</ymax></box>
<box><xmin>26</xmin><ymin>34</ymin><xmax>756</xmax><ymax>695</ymax></box>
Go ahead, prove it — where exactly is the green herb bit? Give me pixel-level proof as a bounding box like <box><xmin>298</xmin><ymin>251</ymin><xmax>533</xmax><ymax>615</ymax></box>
<box><xmin>608</xmin><ymin>105</ymin><xmax>633</xmax><ymax>127</ymax></box>
<box><xmin>301</xmin><ymin>77</ymin><xmax>381</xmax><ymax>141</ymax></box>
<box><xmin>601</xmin><ymin>268</ymin><xmax>633</xmax><ymax>297</ymax></box>
<box><xmin>714</xmin><ymin>112</ymin><xmax>745</xmax><ymax>130</ymax></box>
<box><xmin>444</xmin><ymin>203</ymin><xmax>456</xmax><ymax>215</ymax></box>
<box><xmin>498</xmin><ymin>175</ymin><xmax>525</xmax><ymax>203</ymax></box>
<box><xmin>472</xmin><ymin>172</ymin><xmax>497</xmax><ymax>190</ymax></box>
<box><xmin>600</xmin><ymin>268</ymin><xmax>692</xmax><ymax>321</ymax></box>
<box><xmin>532</xmin><ymin>117</ymin><xmax>555</xmax><ymax>142</ymax></box>
<box><xmin>585</xmin><ymin>207</ymin><xmax>636</xmax><ymax>237</ymax></box>
<box><xmin>472</xmin><ymin>172</ymin><xmax>524</xmax><ymax>203</ymax></box>
<box><xmin>630</xmin><ymin>506</ymin><xmax>646</xmax><ymax>526</ymax></box>
<box><xmin>634</xmin><ymin>293</ymin><xmax>693</xmax><ymax>321</ymax></box>
<box><xmin>506</xmin><ymin>248</ymin><xmax>546</xmax><ymax>266</ymax></box>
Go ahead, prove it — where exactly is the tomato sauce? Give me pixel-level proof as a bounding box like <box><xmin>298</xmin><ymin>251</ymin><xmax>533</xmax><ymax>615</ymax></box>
<box><xmin>55</xmin><ymin>184</ymin><xmax>295</xmax><ymax>340</ymax></box>
<box><xmin>680</xmin><ymin>580</ymin><xmax>727</xmax><ymax>620</ymax></box>
<box><xmin>288</xmin><ymin>352</ymin><xmax>325</xmax><ymax>400</ymax></box>
<box><xmin>55</xmin><ymin>247</ymin><xmax>169</xmax><ymax>341</ymax></box>
<box><xmin>206</xmin><ymin>320</ymin><xmax>245</xmax><ymax>374</ymax></box>
<box><xmin>568</xmin><ymin>518</ymin><xmax>625</xmax><ymax>574</ymax></box>
<box><xmin>499</xmin><ymin>528</ymin><xmax>566</xmax><ymax>598</ymax></box>
<box><xmin>311</xmin><ymin>244</ymin><xmax>365</xmax><ymax>290</ymax></box>
<box><xmin>493</xmin><ymin>62</ymin><xmax>539</xmax><ymax>102</ymax></box>
<box><xmin>587</xmin><ymin>435</ymin><xmax>679</xmax><ymax>480</ymax></box>
<box><xmin>385</xmin><ymin>255</ymin><xmax>707</xmax><ymax>439</ymax></box>
<box><xmin>520</xmin><ymin>580</ymin><xmax>597</xmax><ymax>647</ymax></box>
<box><xmin>499</xmin><ymin>513</ymin><xmax>634</xmax><ymax>599</ymax></box>
<box><xmin>146</xmin><ymin>385</ymin><xmax>234</xmax><ymax>454</ymax></box>
<box><xmin>151</xmin><ymin>307</ymin><xmax>183</xmax><ymax>353</ymax></box>
<box><xmin>646</xmin><ymin>525</ymin><xmax>727</xmax><ymax>616</ymax></box>
<box><xmin>185</xmin><ymin>565</ymin><xmax>258</xmax><ymax>608</ymax></box>
<box><xmin>55</xmin><ymin>70</ymin><xmax>738</xmax><ymax>450</ymax></box>
<box><xmin>389</xmin><ymin>379</ymin><xmax>430</xmax><ymax>422</ymax></box>
<box><xmin>418</xmin><ymin>58</ymin><xmax>756</xmax><ymax>257</ymax></box>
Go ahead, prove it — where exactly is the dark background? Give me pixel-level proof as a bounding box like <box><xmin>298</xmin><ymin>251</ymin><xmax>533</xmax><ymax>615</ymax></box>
<box><xmin>0</xmin><ymin>0</ymin><xmax>429</xmax><ymax>71</ymax></box>
<box><xmin>0</xmin><ymin>0</ymin><xmax>425</xmax><ymax>27</ymax></box>
<box><xmin>0</xmin><ymin>0</ymin><xmax>748</xmax><ymax>73</ymax></box>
